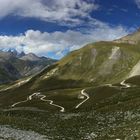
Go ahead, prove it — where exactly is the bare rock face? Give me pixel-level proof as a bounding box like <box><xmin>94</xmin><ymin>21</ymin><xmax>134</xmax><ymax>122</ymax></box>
<box><xmin>0</xmin><ymin>50</ymin><xmax>56</xmax><ymax>84</ymax></box>
<box><xmin>20</xmin><ymin>53</ymin><xmax>41</xmax><ymax>61</ymax></box>
<box><xmin>99</xmin><ymin>46</ymin><xmax>121</xmax><ymax>76</ymax></box>
<box><xmin>114</xmin><ymin>29</ymin><xmax>140</xmax><ymax>45</ymax></box>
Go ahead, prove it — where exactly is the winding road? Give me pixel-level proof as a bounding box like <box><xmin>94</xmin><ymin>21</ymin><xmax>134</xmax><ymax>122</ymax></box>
<box><xmin>10</xmin><ymin>81</ymin><xmax>131</xmax><ymax>112</ymax></box>
<box><xmin>12</xmin><ymin>89</ymin><xmax>89</xmax><ymax>112</ymax></box>
<box><xmin>75</xmin><ymin>89</ymin><xmax>89</xmax><ymax>109</ymax></box>
<box><xmin>38</xmin><ymin>94</ymin><xmax>65</xmax><ymax>112</ymax></box>
<box><xmin>120</xmin><ymin>80</ymin><xmax>131</xmax><ymax>88</ymax></box>
<box><xmin>11</xmin><ymin>92</ymin><xmax>65</xmax><ymax>112</ymax></box>
<box><xmin>105</xmin><ymin>84</ymin><xmax>118</xmax><ymax>88</ymax></box>
<box><xmin>105</xmin><ymin>80</ymin><xmax>131</xmax><ymax>89</ymax></box>
<box><xmin>11</xmin><ymin>93</ymin><xmax>39</xmax><ymax>107</ymax></box>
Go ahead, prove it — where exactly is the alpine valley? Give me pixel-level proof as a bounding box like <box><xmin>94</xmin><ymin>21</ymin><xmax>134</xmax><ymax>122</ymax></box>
<box><xmin>1</xmin><ymin>30</ymin><xmax>140</xmax><ymax>139</ymax></box>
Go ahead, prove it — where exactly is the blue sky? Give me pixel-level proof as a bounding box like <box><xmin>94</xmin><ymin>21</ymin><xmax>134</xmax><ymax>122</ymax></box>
<box><xmin>0</xmin><ymin>0</ymin><xmax>140</xmax><ymax>59</ymax></box>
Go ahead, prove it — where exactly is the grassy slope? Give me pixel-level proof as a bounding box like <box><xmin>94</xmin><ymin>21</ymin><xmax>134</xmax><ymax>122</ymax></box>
<box><xmin>23</xmin><ymin>41</ymin><xmax>140</xmax><ymax>92</ymax></box>
<box><xmin>1</xmin><ymin>41</ymin><xmax>140</xmax><ymax>106</ymax></box>
<box><xmin>1</xmin><ymin>41</ymin><xmax>140</xmax><ymax>139</ymax></box>
<box><xmin>1</xmin><ymin>82</ymin><xmax>140</xmax><ymax>139</ymax></box>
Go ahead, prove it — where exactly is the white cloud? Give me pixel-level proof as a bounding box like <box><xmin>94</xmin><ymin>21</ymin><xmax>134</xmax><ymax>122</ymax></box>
<box><xmin>135</xmin><ymin>0</ymin><xmax>140</xmax><ymax>8</ymax></box>
<box><xmin>0</xmin><ymin>24</ymin><xmax>129</xmax><ymax>59</ymax></box>
<box><xmin>0</xmin><ymin>0</ymin><xmax>98</xmax><ymax>25</ymax></box>
<box><xmin>0</xmin><ymin>0</ymin><xmax>131</xmax><ymax>59</ymax></box>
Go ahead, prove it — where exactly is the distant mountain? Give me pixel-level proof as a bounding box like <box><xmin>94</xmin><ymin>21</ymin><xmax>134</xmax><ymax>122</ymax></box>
<box><xmin>0</xmin><ymin>50</ymin><xmax>57</xmax><ymax>84</ymax></box>
<box><xmin>20</xmin><ymin>53</ymin><xmax>42</xmax><ymax>61</ymax></box>
<box><xmin>114</xmin><ymin>28</ymin><xmax>140</xmax><ymax>44</ymax></box>
<box><xmin>17</xmin><ymin>51</ymin><xmax>25</xmax><ymax>58</ymax></box>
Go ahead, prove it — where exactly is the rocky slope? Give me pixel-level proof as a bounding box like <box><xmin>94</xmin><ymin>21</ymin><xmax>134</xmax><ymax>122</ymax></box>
<box><xmin>114</xmin><ymin>28</ymin><xmax>140</xmax><ymax>44</ymax></box>
<box><xmin>0</xmin><ymin>50</ymin><xmax>56</xmax><ymax>84</ymax></box>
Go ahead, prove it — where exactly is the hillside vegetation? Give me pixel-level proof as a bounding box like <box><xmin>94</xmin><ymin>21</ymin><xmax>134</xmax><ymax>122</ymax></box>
<box><xmin>1</xmin><ymin>30</ymin><xmax>140</xmax><ymax>139</ymax></box>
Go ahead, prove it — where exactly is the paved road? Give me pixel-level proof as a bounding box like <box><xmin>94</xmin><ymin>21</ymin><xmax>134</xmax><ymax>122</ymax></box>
<box><xmin>120</xmin><ymin>80</ymin><xmax>131</xmax><ymax>88</ymax></box>
<box><xmin>105</xmin><ymin>80</ymin><xmax>131</xmax><ymax>88</ymax></box>
<box><xmin>38</xmin><ymin>94</ymin><xmax>65</xmax><ymax>112</ymax></box>
<box><xmin>11</xmin><ymin>92</ymin><xmax>65</xmax><ymax>112</ymax></box>
<box><xmin>75</xmin><ymin>89</ymin><xmax>89</xmax><ymax>109</ymax></box>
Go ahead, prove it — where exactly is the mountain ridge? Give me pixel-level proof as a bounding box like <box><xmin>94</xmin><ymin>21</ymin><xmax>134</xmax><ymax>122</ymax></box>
<box><xmin>0</xmin><ymin>49</ymin><xmax>57</xmax><ymax>84</ymax></box>
<box><xmin>114</xmin><ymin>28</ymin><xmax>140</xmax><ymax>44</ymax></box>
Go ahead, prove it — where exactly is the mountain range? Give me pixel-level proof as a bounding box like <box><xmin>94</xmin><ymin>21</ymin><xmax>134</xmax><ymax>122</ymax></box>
<box><xmin>0</xmin><ymin>49</ymin><xmax>56</xmax><ymax>84</ymax></box>
<box><xmin>1</xmin><ymin>29</ymin><xmax>140</xmax><ymax>139</ymax></box>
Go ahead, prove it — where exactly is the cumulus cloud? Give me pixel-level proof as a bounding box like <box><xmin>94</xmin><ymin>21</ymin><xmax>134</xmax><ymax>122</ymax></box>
<box><xmin>0</xmin><ymin>24</ymin><xmax>129</xmax><ymax>59</ymax></box>
<box><xmin>0</xmin><ymin>0</ymin><xmax>130</xmax><ymax>59</ymax></box>
<box><xmin>0</xmin><ymin>0</ymin><xmax>131</xmax><ymax>59</ymax></box>
<box><xmin>135</xmin><ymin>0</ymin><xmax>140</xmax><ymax>8</ymax></box>
<box><xmin>0</xmin><ymin>0</ymin><xmax>98</xmax><ymax>25</ymax></box>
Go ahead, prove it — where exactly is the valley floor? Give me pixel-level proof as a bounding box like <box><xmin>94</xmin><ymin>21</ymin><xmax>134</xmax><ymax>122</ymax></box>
<box><xmin>0</xmin><ymin>108</ymin><xmax>140</xmax><ymax>140</ymax></box>
<box><xmin>0</xmin><ymin>81</ymin><xmax>140</xmax><ymax>139</ymax></box>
